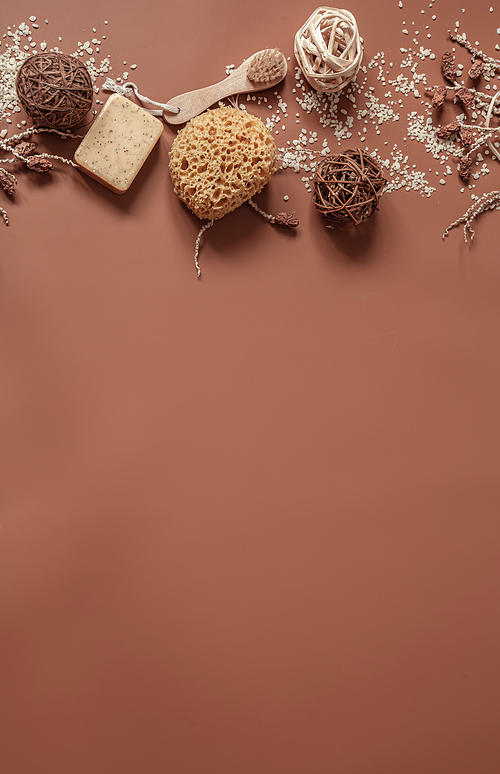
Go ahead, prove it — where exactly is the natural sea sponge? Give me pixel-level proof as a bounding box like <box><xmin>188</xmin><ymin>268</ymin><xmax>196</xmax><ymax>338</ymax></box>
<box><xmin>169</xmin><ymin>107</ymin><xmax>277</xmax><ymax>221</ymax></box>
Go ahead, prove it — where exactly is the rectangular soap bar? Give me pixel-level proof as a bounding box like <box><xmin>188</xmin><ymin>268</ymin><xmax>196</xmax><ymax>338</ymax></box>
<box><xmin>74</xmin><ymin>93</ymin><xmax>163</xmax><ymax>194</ymax></box>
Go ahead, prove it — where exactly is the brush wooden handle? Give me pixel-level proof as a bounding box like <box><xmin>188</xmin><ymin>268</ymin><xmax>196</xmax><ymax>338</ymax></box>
<box><xmin>164</xmin><ymin>51</ymin><xmax>287</xmax><ymax>125</ymax></box>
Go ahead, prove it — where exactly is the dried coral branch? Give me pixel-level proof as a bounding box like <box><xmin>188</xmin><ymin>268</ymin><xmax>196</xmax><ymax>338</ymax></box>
<box><xmin>443</xmin><ymin>189</ymin><xmax>500</xmax><ymax>241</ymax></box>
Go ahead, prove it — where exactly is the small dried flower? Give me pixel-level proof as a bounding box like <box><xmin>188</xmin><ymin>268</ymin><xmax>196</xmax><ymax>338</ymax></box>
<box><xmin>432</xmin><ymin>85</ymin><xmax>448</xmax><ymax>108</ymax></box>
<box><xmin>274</xmin><ymin>212</ymin><xmax>299</xmax><ymax>228</ymax></box>
<box><xmin>14</xmin><ymin>141</ymin><xmax>37</xmax><ymax>157</ymax></box>
<box><xmin>442</xmin><ymin>52</ymin><xmax>458</xmax><ymax>82</ymax></box>
<box><xmin>0</xmin><ymin>169</ymin><xmax>16</xmax><ymax>196</ymax></box>
<box><xmin>456</xmin><ymin>87</ymin><xmax>476</xmax><ymax>109</ymax></box>
<box><xmin>460</xmin><ymin>126</ymin><xmax>474</xmax><ymax>147</ymax></box>
<box><xmin>26</xmin><ymin>156</ymin><xmax>53</xmax><ymax>172</ymax></box>
<box><xmin>459</xmin><ymin>157</ymin><xmax>472</xmax><ymax>181</ymax></box>
<box><xmin>468</xmin><ymin>60</ymin><xmax>484</xmax><ymax>80</ymax></box>
<box><xmin>436</xmin><ymin>119</ymin><xmax>460</xmax><ymax>139</ymax></box>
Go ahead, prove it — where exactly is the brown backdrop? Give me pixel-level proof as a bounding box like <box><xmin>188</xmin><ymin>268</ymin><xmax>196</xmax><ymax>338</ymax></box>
<box><xmin>1</xmin><ymin>1</ymin><xmax>500</xmax><ymax>772</ymax></box>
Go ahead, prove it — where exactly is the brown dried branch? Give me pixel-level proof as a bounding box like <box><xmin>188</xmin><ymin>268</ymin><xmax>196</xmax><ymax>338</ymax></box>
<box><xmin>0</xmin><ymin>127</ymin><xmax>79</xmax><ymax>225</ymax></box>
<box><xmin>443</xmin><ymin>189</ymin><xmax>500</xmax><ymax>241</ymax></box>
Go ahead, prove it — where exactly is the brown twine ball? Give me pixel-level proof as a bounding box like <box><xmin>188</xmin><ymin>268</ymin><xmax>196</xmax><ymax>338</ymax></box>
<box><xmin>16</xmin><ymin>52</ymin><xmax>93</xmax><ymax>129</ymax></box>
<box><xmin>312</xmin><ymin>149</ymin><xmax>387</xmax><ymax>228</ymax></box>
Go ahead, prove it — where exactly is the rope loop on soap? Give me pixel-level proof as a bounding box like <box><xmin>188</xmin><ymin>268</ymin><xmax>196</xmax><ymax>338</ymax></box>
<box><xmin>294</xmin><ymin>7</ymin><xmax>363</xmax><ymax>94</ymax></box>
<box><xmin>102</xmin><ymin>78</ymin><xmax>180</xmax><ymax>116</ymax></box>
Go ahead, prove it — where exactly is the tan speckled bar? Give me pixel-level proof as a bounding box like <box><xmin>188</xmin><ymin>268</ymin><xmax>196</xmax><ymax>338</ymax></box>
<box><xmin>74</xmin><ymin>93</ymin><xmax>163</xmax><ymax>194</ymax></box>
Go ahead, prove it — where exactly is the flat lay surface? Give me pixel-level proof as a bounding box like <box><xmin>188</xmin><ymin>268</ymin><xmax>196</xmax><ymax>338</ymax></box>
<box><xmin>1</xmin><ymin>1</ymin><xmax>500</xmax><ymax>772</ymax></box>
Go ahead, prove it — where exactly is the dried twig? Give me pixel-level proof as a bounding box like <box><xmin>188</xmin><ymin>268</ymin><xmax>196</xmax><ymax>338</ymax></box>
<box><xmin>443</xmin><ymin>189</ymin><xmax>500</xmax><ymax>241</ymax></box>
<box><xmin>247</xmin><ymin>198</ymin><xmax>299</xmax><ymax>227</ymax></box>
<box><xmin>0</xmin><ymin>126</ymin><xmax>79</xmax><ymax>225</ymax></box>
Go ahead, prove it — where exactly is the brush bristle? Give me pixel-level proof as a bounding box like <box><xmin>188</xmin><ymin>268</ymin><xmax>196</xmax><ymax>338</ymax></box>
<box><xmin>247</xmin><ymin>49</ymin><xmax>286</xmax><ymax>83</ymax></box>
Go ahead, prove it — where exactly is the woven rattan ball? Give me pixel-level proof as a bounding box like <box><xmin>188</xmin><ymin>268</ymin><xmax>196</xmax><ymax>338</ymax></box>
<box><xmin>294</xmin><ymin>7</ymin><xmax>363</xmax><ymax>94</ymax></box>
<box><xmin>312</xmin><ymin>149</ymin><xmax>387</xmax><ymax>228</ymax></box>
<box><xmin>16</xmin><ymin>53</ymin><xmax>93</xmax><ymax>129</ymax></box>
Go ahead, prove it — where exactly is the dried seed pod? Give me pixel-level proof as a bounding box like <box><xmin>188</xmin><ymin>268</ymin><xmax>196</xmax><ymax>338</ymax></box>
<box><xmin>14</xmin><ymin>141</ymin><xmax>37</xmax><ymax>156</ymax></box>
<box><xmin>26</xmin><ymin>156</ymin><xmax>53</xmax><ymax>172</ymax></box>
<box><xmin>274</xmin><ymin>212</ymin><xmax>299</xmax><ymax>228</ymax></box>
<box><xmin>460</xmin><ymin>126</ymin><xmax>474</xmax><ymax>147</ymax></box>
<box><xmin>456</xmin><ymin>87</ymin><xmax>475</xmax><ymax>109</ymax></box>
<box><xmin>432</xmin><ymin>85</ymin><xmax>448</xmax><ymax>108</ymax></box>
<box><xmin>468</xmin><ymin>60</ymin><xmax>484</xmax><ymax>79</ymax></box>
<box><xmin>436</xmin><ymin>119</ymin><xmax>460</xmax><ymax>139</ymax></box>
<box><xmin>442</xmin><ymin>52</ymin><xmax>458</xmax><ymax>82</ymax></box>
<box><xmin>0</xmin><ymin>169</ymin><xmax>16</xmax><ymax>196</ymax></box>
<box><xmin>459</xmin><ymin>157</ymin><xmax>472</xmax><ymax>182</ymax></box>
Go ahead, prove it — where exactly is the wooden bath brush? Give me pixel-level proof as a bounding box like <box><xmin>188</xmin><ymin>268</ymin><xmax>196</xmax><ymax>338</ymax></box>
<box><xmin>163</xmin><ymin>48</ymin><xmax>287</xmax><ymax>124</ymax></box>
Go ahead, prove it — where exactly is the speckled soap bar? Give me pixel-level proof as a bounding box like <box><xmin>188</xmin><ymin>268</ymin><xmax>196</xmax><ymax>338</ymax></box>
<box><xmin>74</xmin><ymin>93</ymin><xmax>163</xmax><ymax>194</ymax></box>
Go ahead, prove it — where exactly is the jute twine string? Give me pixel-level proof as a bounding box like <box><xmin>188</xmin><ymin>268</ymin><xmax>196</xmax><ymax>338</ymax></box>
<box><xmin>193</xmin><ymin>220</ymin><xmax>215</xmax><ymax>278</ymax></box>
<box><xmin>102</xmin><ymin>79</ymin><xmax>180</xmax><ymax>115</ymax></box>
<box><xmin>192</xmin><ymin>200</ymin><xmax>299</xmax><ymax>278</ymax></box>
<box><xmin>312</xmin><ymin>149</ymin><xmax>387</xmax><ymax>228</ymax></box>
<box><xmin>294</xmin><ymin>7</ymin><xmax>363</xmax><ymax>94</ymax></box>
<box><xmin>16</xmin><ymin>53</ymin><xmax>93</xmax><ymax>129</ymax></box>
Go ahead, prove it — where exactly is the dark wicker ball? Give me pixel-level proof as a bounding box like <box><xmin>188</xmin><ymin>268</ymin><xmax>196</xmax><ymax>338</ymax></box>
<box><xmin>16</xmin><ymin>52</ymin><xmax>93</xmax><ymax>129</ymax></box>
<box><xmin>312</xmin><ymin>148</ymin><xmax>387</xmax><ymax>228</ymax></box>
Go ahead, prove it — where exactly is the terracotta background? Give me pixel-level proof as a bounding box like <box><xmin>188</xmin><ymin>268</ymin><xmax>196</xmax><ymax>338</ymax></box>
<box><xmin>1</xmin><ymin>1</ymin><xmax>500</xmax><ymax>772</ymax></box>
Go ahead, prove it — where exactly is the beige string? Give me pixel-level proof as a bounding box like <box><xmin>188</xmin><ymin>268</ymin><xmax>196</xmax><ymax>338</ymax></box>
<box><xmin>193</xmin><ymin>220</ymin><xmax>214</xmax><ymax>278</ymax></box>
<box><xmin>102</xmin><ymin>79</ymin><xmax>180</xmax><ymax>116</ymax></box>
<box><xmin>247</xmin><ymin>198</ymin><xmax>275</xmax><ymax>223</ymax></box>
<box><xmin>294</xmin><ymin>7</ymin><xmax>363</xmax><ymax>94</ymax></box>
<box><xmin>443</xmin><ymin>189</ymin><xmax>500</xmax><ymax>241</ymax></box>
